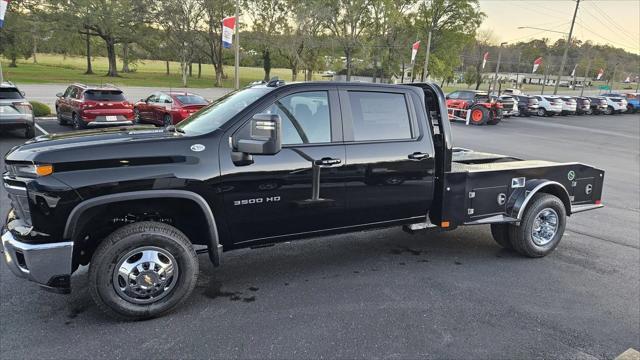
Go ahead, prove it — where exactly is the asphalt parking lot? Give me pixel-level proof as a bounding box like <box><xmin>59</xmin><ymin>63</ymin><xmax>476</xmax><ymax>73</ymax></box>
<box><xmin>1</xmin><ymin>113</ymin><xmax>639</xmax><ymax>359</ymax></box>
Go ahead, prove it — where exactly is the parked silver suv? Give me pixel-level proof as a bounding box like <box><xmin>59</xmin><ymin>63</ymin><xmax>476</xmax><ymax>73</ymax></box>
<box><xmin>0</xmin><ymin>82</ymin><xmax>35</xmax><ymax>138</ymax></box>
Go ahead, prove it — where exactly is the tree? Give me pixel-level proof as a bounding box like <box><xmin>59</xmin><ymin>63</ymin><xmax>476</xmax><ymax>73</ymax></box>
<box><xmin>0</xmin><ymin>3</ymin><xmax>34</xmax><ymax>67</ymax></box>
<box><xmin>49</xmin><ymin>0</ymin><xmax>153</xmax><ymax>77</ymax></box>
<box><xmin>416</xmin><ymin>0</ymin><xmax>484</xmax><ymax>80</ymax></box>
<box><xmin>245</xmin><ymin>0</ymin><xmax>288</xmax><ymax>81</ymax></box>
<box><xmin>159</xmin><ymin>0</ymin><xmax>205</xmax><ymax>86</ymax></box>
<box><xmin>320</xmin><ymin>0</ymin><xmax>373</xmax><ymax>81</ymax></box>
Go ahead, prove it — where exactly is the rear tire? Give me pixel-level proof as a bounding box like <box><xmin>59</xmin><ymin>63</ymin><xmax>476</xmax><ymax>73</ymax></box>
<box><xmin>89</xmin><ymin>221</ymin><xmax>198</xmax><ymax>320</ymax></box>
<box><xmin>490</xmin><ymin>224</ymin><xmax>512</xmax><ymax>249</ymax></box>
<box><xmin>469</xmin><ymin>106</ymin><xmax>488</xmax><ymax>125</ymax></box>
<box><xmin>508</xmin><ymin>193</ymin><xmax>566</xmax><ymax>258</ymax></box>
<box><xmin>72</xmin><ymin>113</ymin><xmax>86</xmax><ymax>130</ymax></box>
<box><xmin>537</xmin><ymin>108</ymin><xmax>546</xmax><ymax>117</ymax></box>
<box><xmin>134</xmin><ymin>108</ymin><xmax>142</xmax><ymax>124</ymax></box>
<box><xmin>604</xmin><ymin>106</ymin><xmax>614</xmax><ymax>115</ymax></box>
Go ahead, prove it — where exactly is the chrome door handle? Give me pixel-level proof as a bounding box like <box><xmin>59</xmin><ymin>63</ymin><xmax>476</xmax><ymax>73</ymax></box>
<box><xmin>315</xmin><ymin>158</ymin><xmax>342</xmax><ymax>166</ymax></box>
<box><xmin>408</xmin><ymin>152</ymin><xmax>430</xmax><ymax>160</ymax></box>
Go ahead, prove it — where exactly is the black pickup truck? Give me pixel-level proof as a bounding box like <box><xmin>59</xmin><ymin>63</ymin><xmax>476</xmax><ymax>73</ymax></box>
<box><xmin>2</xmin><ymin>81</ymin><xmax>604</xmax><ymax>320</ymax></box>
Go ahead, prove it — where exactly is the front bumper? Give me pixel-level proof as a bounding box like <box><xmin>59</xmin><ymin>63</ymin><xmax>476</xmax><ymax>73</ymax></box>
<box><xmin>1</xmin><ymin>229</ymin><xmax>73</xmax><ymax>293</ymax></box>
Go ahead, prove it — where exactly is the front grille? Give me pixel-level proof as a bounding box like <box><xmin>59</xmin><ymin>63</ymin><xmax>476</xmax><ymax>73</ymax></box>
<box><xmin>3</xmin><ymin>174</ymin><xmax>31</xmax><ymax>225</ymax></box>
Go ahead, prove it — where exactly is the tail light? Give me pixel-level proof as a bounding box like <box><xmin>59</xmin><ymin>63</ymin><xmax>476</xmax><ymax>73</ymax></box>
<box><xmin>82</xmin><ymin>101</ymin><xmax>96</xmax><ymax>109</ymax></box>
<box><xmin>122</xmin><ymin>102</ymin><xmax>133</xmax><ymax>109</ymax></box>
<box><xmin>12</xmin><ymin>102</ymin><xmax>33</xmax><ymax>115</ymax></box>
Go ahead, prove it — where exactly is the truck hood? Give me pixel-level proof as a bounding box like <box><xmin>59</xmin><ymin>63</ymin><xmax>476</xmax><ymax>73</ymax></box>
<box><xmin>5</xmin><ymin>126</ymin><xmax>188</xmax><ymax>163</ymax></box>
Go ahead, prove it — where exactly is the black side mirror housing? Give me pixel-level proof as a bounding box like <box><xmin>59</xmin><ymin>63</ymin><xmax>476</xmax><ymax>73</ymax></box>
<box><xmin>235</xmin><ymin>113</ymin><xmax>282</xmax><ymax>155</ymax></box>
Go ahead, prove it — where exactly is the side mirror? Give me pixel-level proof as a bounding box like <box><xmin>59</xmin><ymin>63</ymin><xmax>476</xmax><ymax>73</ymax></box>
<box><xmin>235</xmin><ymin>113</ymin><xmax>282</xmax><ymax>155</ymax></box>
<box><xmin>139</xmin><ymin>98</ymin><xmax>145</xmax><ymax>103</ymax></box>
<box><xmin>56</xmin><ymin>92</ymin><xmax>63</xmax><ymax>98</ymax></box>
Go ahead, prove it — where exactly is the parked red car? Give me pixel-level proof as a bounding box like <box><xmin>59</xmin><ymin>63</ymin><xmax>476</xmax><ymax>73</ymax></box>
<box><xmin>55</xmin><ymin>84</ymin><xmax>135</xmax><ymax>129</ymax></box>
<box><xmin>134</xmin><ymin>91</ymin><xmax>209</xmax><ymax>126</ymax></box>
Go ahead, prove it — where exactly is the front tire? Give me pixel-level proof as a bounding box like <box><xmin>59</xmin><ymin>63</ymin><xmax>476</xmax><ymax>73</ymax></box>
<box><xmin>537</xmin><ymin>108</ymin><xmax>546</xmax><ymax>117</ymax></box>
<box><xmin>163</xmin><ymin>114</ymin><xmax>172</xmax><ymax>127</ymax></box>
<box><xmin>604</xmin><ymin>106</ymin><xmax>614</xmax><ymax>115</ymax></box>
<box><xmin>89</xmin><ymin>221</ymin><xmax>199</xmax><ymax>320</ymax></box>
<box><xmin>508</xmin><ymin>193</ymin><xmax>566</xmax><ymax>258</ymax></box>
<box><xmin>56</xmin><ymin>108</ymin><xmax>67</xmax><ymax>125</ymax></box>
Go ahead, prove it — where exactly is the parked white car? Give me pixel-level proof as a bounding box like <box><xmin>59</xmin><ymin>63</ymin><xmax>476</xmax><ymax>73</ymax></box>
<box><xmin>533</xmin><ymin>95</ymin><xmax>563</xmax><ymax>116</ymax></box>
<box><xmin>560</xmin><ymin>97</ymin><xmax>577</xmax><ymax>115</ymax></box>
<box><xmin>599</xmin><ymin>93</ymin><xmax>628</xmax><ymax>114</ymax></box>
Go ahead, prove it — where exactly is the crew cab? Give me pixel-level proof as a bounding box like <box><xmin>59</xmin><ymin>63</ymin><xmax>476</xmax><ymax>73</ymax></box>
<box><xmin>446</xmin><ymin>90</ymin><xmax>503</xmax><ymax>125</ymax></box>
<box><xmin>134</xmin><ymin>91</ymin><xmax>209</xmax><ymax>126</ymax></box>
<box><xmin>2</xmin><ymin>82</ymin><xmax>605</xmax><ymax>320</ymax></box>
<box><xmin>533</xmin><ymin>95</ymin><xmax>563</xmax><ymax>116</ymax></box>
<box><xmin>55</xmin><ymin>84</ymin><xmax>135</xmax><ymax>129</ymax></box>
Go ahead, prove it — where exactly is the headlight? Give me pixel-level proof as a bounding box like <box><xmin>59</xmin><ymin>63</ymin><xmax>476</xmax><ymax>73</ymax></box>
<box><xmin>15</xmin><ymin>164</ymin><xmax>54</xmax><ymax>177</ymax></box>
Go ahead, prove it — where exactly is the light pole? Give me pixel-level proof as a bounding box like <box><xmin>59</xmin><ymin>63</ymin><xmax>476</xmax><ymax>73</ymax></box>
<box><xmin>234</xmin><ymin>0</ymin><xmax>240</xmax><ymax>90</ymax></box>
<box><xmin>490</xmin><ymin>42</ymin><xmax>507</xmax><ymax>94</ymax></box>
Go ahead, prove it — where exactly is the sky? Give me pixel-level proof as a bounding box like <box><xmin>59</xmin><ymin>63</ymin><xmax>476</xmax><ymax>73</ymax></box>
<box><xmin>478</xmin><ymin>0</ymin><xmax>640</xmax><ymax>53</ymax></box>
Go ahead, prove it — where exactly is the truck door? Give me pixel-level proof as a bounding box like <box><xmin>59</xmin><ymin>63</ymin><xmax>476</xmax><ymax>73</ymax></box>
<box><xmin>339</xmin><ymin>87</ymin><xmax>436</xmax><ymax>225</ymax></box>
<box><xmin>219</xmin><ymin>88</ymin><xmax>349</xmax><ymax>244</ymax></box>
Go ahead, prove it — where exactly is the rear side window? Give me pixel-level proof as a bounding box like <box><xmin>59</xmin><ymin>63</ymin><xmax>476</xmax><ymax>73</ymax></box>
<box><xmin>84</xmin><ymin>90</ymin><xmax>126</xmax><ymax>101</ymax></box>
<box><xmin>348</xmin><ymin>91</ymin><xmax>412</xmax><ymax>141</ymax></box>
<box><xmin>0</xmin><ymin>88</ymin><xmax>23</xmax><ymax>99</ymax></box>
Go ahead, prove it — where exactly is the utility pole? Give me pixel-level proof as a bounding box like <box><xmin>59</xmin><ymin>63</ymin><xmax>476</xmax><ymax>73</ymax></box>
<box><xmin>515</xmin><ymin>51</ymin><xmax>522</xmax><ymax>89</ymax></box>
<box><xmin>610</xmin><ymin>63</ymin><xmax>618</xmax><ymax>92</ymax></box>
<box><xmin>490</xmin><ymin>42</ymin><xmax>507</xmax><ymax>94</ymax></box>
<box><xmin>421</xmin><ymin>30</ymin><xmax>432</xmax><ymax>82</ymax></box>
<box><xmin>580</xmin><ymin>58</ymin><xmax>591</xmax><ymax>97</ymax></box>
<box><xmin>553</xmin><ymin>0</ymin><xmax>580</xmax><ymax>95</ymax></box>
<box><xmin>234</xmin><ymin>0</ymin><xmax>240</xmax><ymax>90</ymax></box>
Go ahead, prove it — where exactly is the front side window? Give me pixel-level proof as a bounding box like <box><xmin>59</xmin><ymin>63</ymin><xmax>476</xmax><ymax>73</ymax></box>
<box><xmin>448</xmin><ymin>92</ymin><xmax>459</xmax><ymax>99</ymax></box>
<box><xmin>262</xmin><ymin>91</ymin><xmax>331</xmax><ymax>145</ymax></box>
<box><xmin>348</xmin><ymin>91</ymin><xmax>412</xmax><ymax>142</ymax></box>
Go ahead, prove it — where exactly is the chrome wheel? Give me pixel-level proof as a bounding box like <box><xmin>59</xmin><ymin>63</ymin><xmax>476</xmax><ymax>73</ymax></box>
<box><xmin>531</xmin><ymin>208</ymin><xmax>559</xmax><ymax>246</ymax></box>
<box><xmin>113</xmin><ymin>246</ymin><xmax>178</xmax><ymax>305</ymax></box>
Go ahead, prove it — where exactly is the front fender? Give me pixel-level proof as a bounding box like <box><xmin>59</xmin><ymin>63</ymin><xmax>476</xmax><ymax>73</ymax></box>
<box><xmin>63</xmin><ymin>190</ymin><xmax>222</xmax><ymax>266</ymax></box>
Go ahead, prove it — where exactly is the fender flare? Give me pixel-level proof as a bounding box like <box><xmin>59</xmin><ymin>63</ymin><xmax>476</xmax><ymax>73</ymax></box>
<box><xmin>509</xmin><ymin>180</ymin><xmax>572</xmax><ymax>221</ymax></box>
<box><xmin>63</xmin><ymin>190</ymin><xmax>223</xmax><ymax>266</ymax></box>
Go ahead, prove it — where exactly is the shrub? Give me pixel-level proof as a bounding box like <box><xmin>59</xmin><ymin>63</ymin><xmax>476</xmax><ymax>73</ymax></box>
<box><xmin>29</xmin><ymin>101</ymin><xmax>51</xmax><ymax>117</ymax></box>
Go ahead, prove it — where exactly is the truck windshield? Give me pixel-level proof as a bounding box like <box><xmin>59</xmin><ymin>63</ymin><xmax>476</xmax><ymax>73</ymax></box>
<box><xmin>177</xmin><ymin>87</ymin><xmax>271</xmax><ymax>135</ymax></box>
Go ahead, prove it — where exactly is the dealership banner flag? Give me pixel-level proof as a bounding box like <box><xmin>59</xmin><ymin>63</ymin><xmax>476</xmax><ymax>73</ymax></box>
<box><xmin>222</xmin><ymin>16</ymin><xmax>236</xmax><ymax>49</ymax></box>
<box><xmin>482</xmin><ymin>52</ymin><xmax>489</xmax><ymax>69</ymax></box>
<box><xmin>570</xmin><ymin>64</ymin><xmax>577</xmax><ymax>77</ymax></box>
<box><xmin>0</xmin><ymin>0</ymin><xmax>9</xmax><ymax>28</ymax></box>
<box><xmin>411</xmin><ymin>41</ymin><xmax>420</xmax><ymax>63</ymax></box>
<box><xmin>532</xmin><ymin>57</ymin><xmax>542</xmax><ymax>73</ymax></box>
<box><xmin>596</xmin><ymin>68</ymin><xmax>604</xmax><ymax>80</ymax></box>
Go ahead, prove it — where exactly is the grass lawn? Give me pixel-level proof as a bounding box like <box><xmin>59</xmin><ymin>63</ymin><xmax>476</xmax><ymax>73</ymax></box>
<box><xmin>1</xmin><ymin>53</ymin><xmax>321</xmax><ymax>88</ymax></box>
